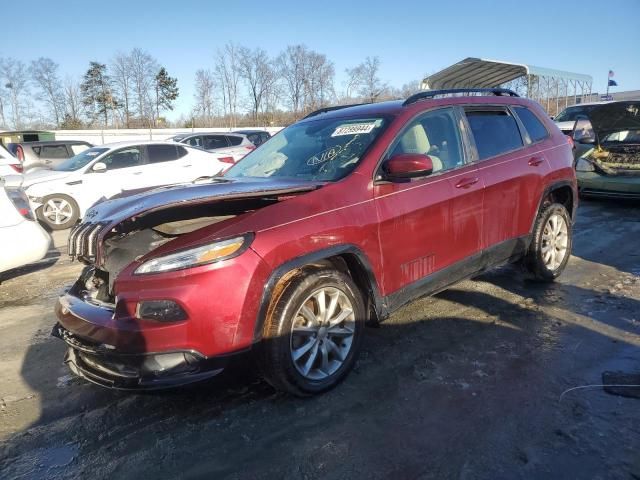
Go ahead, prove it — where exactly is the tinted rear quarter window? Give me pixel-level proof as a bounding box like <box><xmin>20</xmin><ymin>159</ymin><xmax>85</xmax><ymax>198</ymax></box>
<box><xmin>465</xmin><ymin>109</ymin><xmax>524</xmax><ymax>160</ymax></box>
<box><xmin>514</xmin><ymin>106</ymin><xmax>549</xmax><ymax>143</ymax></box>
<box><xmin>147</xmin><ymin>144</ymin><xmax>181</xmax><ymax>163</ymax></box>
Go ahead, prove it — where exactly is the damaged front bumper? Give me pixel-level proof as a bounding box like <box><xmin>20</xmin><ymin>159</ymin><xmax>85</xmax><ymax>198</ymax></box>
<box><xmin>51</xmin><ymin>322</ymin><xmax>235</xmax><ymax>390</ymax></box>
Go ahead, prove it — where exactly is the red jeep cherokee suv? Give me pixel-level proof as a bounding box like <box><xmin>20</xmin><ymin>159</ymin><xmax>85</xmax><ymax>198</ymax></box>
<box><xmin>53</xmin><ymin>88</ymin><xmax>577</xmax><ymax>396</ymax></box>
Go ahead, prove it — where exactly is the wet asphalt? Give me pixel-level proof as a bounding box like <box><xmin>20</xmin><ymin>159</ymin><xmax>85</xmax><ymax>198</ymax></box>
<box><xmin>0</xmin><ymin>198</ymin><xmax>639</xmax><ymax>480</ymax></box>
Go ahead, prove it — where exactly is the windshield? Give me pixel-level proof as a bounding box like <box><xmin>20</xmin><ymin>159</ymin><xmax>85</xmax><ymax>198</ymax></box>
<box><xmin>225</xmin><ymin>116</ymin><xmax>388</xmax><ymax>181</ymax></box>
<box><xmin>53</xmin><ymin>147</ymin><xmax>109</xmax><ymax>171</ymax></box>
<box><xmin>555</xmin><ymin>105</ymin><xmax>599</xmax><ymax>122</ymax></box>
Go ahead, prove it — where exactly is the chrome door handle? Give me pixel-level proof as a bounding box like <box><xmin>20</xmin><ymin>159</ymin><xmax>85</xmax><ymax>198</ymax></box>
<box><xmin>455</xmin><ymin>177</ymin><xmax>479</xmax><ymax>189</ymax></box>
<box><xmin>528</xmin><ymin>157</ymin><xmax>544</xmax><ymax>166</ymax></box>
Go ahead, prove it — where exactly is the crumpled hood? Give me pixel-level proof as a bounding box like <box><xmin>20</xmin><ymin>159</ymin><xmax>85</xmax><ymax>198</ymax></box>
<box><xmin>587</xmin><ymin>101</ymin><xmax>640</xmax><ymax>144</ymax></box>
<box><xmin>84</xmin><ymin>177</ymin><xmax>323</xmax><ymax>225</ymax></box>
<box><xmin>21</xmin><ymin>169</ymin><xmax>73</xmax><ymax>188</ymax></box>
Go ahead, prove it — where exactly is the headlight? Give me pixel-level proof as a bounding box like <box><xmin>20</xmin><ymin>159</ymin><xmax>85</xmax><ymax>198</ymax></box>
<box><xmin>575</xmin><ymin>158</ymin><xmax>595</xmax><ymax>172</ymax></box>
<box><xmin>134</xmin><ymin>234</ymin><xmax>253</xmax><ymax>275</ymax></box>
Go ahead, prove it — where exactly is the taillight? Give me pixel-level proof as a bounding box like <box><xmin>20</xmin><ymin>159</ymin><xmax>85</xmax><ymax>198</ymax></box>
<box><xmin>219</xmin><ymin>156</ymin><xmax>235</xmax><ymax>164</ymax></box>
<box><xmin>16</xmin><ymin>145</ymin><xmax>24</xmax><ymax>162</ymax></box>
<box><xmin>6</xmin><ymin>188</ymin><xmax>34</xmax><ymax>220</ymax></box>
<box><xmin>245</xmin><ymin>145</ymin><xmax>256</xmax><ymax>151</ymax></box>
<box><xmin>10</xmin><ymin>163</ymin><xmax>23</xmax><ymax>173</ymax></box>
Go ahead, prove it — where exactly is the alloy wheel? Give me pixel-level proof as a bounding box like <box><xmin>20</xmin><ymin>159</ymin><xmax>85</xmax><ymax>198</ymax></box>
<box><xmin>541</xmin><ymin>213</ymin><xmax>569</xmax><ymax>270</ymax></box>
<box><xmin>290</xmin><ymin>287</ymin><xmax>355</xmax><ymax>380</ymax></box>
<box><xmin>42</xmin><ymin>198</ymin><xmax>73</xmax><ymax>225</ymax></box>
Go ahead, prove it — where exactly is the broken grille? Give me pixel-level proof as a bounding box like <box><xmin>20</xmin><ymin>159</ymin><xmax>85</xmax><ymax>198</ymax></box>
<box><xmin>68</xmin><ymin>222</ymin><xmax>106</xmax><ymax>259</ymax></box>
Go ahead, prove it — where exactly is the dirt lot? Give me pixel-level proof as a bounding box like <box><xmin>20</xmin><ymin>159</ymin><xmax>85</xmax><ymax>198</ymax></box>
<box><xmin>1</xmin><ymin>198</ymin><xmax>639</xmax><ymax>480</ymax></box>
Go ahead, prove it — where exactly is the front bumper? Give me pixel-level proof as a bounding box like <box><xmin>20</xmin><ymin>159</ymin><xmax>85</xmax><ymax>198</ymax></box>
<box><xmin>52</xmin><ymin>322</ymin><xmax>236</xmax><ymax>390</ymax></box>
<box><xmin>577</xmin><ymin>171</ymin><xmax>640</xmax><ymax>199</ymax></box>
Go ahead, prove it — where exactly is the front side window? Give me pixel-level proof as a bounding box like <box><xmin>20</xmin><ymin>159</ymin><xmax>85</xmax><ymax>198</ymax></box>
<box><xmin>514</xmin><ymin>106</ymin><xmax>549</xmax><ymax>143</ymax></box>
<box><xmin>390</xmin><ymin>108</ymin><xmax>464</xmax><ymax>173</ymax></box>
<box><xmin>226</xmin><ymin>116</ymin><xmax>389</xmax><ymax>182</ymax></box>
<box><xmin>203</xmin><ymin>135</ymin><xmax>229</xmax><ymax>150</ymax></box>
<box><xmin>465</xmin><ymin>109</ymin><xmax>524</xmax><ymax>160</ymax></box>
<box><xmin>54</xmin><ymin>147</ymin><xmax>109</xmax><ymax>171</ymax></box>
<box><xmin>184</xmin><ymin>136</ymin><xmax>203</xmax><ymax>147</ymax></box>
<box><xmin>147</xmin><ymin>144</ymin><xmax>181</xmax><ymax>163</ymax></box>
<box><xmin>100</xmin><ymin>147</ymin><xmax>143</xmax><ymax>170</ymax></box>
<box><xmin>554</xmin><ymin>105</ymin><xmax>598</xmax><ymax>122</ymax></box>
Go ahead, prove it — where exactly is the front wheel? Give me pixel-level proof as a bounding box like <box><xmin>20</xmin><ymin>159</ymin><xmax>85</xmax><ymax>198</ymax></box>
<box><xmin>37</xmin><ymin>194</ymin><xmax>79</xmax><ymax>230</ymax></box>
<box><xmin>259</xmin><ymin>269</ymin><xmax>366</xmax><ymax>396</ymax></box>
<box><xmin>524</xmin><ymin>203</ymin><xmax>572</xmax><ymax>281</ymax></box>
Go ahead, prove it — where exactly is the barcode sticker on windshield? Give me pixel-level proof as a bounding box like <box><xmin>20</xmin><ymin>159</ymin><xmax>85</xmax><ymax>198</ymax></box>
<box><xmin>331</xmin><ymin>123</ymin><xmax>377</xmax><ymax>137</ymax></box>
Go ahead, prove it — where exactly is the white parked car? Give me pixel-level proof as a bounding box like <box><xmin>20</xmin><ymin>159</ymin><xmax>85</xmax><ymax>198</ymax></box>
<box><xmin>0</xmin><ymin>180</ymin><xmax>50</xmax><ymax>275</ymax></box>
<box><xmin>0</xmin><ymin>143</ymin><xmax>23</xmax><ymax>178</ymax></box>
<box><xmin>169</xmin><ymin>133</ymin><xmax>255</xmax><ymax>163</ymax></box>
<box><xmin>22</xmin><ymin>141</ymin><xmax>230</xmax><ymax>230</ymax></box>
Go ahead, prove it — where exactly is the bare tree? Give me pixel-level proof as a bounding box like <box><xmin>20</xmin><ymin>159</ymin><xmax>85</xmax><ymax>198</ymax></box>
<box><xmin>214</xmin><ymin>43</ymin><xmax>241</xmax><ymax>128</ymax></box>
<box><xmin>303</xmin><ymin>52</ymin><xmax>334</xmax><ymax>110</ymax></box>
<box><xmin>277</xmin><ymin>45</ymin><xmax>308</xmax><ymax>117</ymax></box>
<box><xmin>62</xmin><ymin>77</ymin><xmax>84</xmax><ymax>128</ymax></box>
<box><xmin>29</xmin><ymin>57</ymin><xmax>64</xmax><ymax>126</ymax></box>
<box><xmin>0</xmin><ymin>58</ymin><xmax>30</xmax><ymax>128</ymax></box>
<box><xmin>347</xmin><ymin>56</ymin><xmax>387</xmax><ymax>103</ymax></box>
<box><xmin>194</xmin><ymin>69</ymin><xmax>215</xmax><ymax>126</ymax></box>
<box><xmin>111</xmin><ymin>52</ymin><xmax>133</xmax><ymax>127</ymax></box>
<box><xmin>238</xmin><ymin>47</ymin><xmax>277</xmax><ymax>124</ymax></box>
<box><xmin>129</xmin><ymin>48</ymin><xmax>159</xmax><ymax>126</ymax></box>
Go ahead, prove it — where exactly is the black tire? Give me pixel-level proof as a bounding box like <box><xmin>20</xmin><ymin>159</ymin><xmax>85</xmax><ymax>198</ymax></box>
<box><xmin>524</xmin><ymin>202</ymin><xmax>572</xmax><ymax>281</ymax></box>
<box><xmin>259</xmin><ymin>268</ymin><xmax>366</xmax><ymax>396</ymax></box>
<box><xmin>37</xmin><ymin>194</ymin><xmax>79</xmax><ymax>230</ymax></box>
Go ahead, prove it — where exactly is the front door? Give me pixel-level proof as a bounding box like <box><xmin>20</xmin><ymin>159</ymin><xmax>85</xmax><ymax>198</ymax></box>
<box><xmin>374</xmin><ymin>107</ymin><xmax>484</xmax><ymax>299</ymax></box>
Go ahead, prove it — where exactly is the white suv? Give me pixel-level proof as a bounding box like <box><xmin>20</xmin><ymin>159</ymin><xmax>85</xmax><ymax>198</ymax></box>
<box><xmin>22</xmin><ymin>141</ymin><xmax>230</xmax><ymax>230</ymax></box>
<box><xmin>170</xmin><ymin>133</ymin><xmax>255</xmax><ymax>163</ymax></box>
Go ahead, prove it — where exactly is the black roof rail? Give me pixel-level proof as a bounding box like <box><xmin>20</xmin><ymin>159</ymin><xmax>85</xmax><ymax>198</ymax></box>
<box><xmin>403</xmin><ymin>88</ymin><xmax>519</xmax><ymax>106</ymax></box>
<box><xmin>302</xmin><ymin>103</ymin><xmax>369</xmax><ymax>119</ymax></box>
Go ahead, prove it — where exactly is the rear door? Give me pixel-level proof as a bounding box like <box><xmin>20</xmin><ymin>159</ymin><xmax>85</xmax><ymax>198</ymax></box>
<box><xmin>464</xmin><ymin>105</ymin><xmax>551</xmax><ymax>254</ymax></box>
<box><xmin>374</xmin><ymin>107</ymin><xmax>484</xmax><ymax>297</ymax></box>
<box><xmin>143</xmin><ymin>144</ymin><xmax>199</xmax><ymax>186</ymax></box>
<box><xmin>40</xmin><ymin>144</ymin><xmax>71</xmax><ymax>168</ymax></box>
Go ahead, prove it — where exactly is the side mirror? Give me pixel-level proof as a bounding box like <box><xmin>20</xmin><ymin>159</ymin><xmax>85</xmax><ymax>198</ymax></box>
<box><xmin>572</xmin><ymin>117</ymin><xmax>596</xmax><ymax>144</ymax></box>
<box><xmin>92</xmin><ymin>162</ymin><xmax>107</xmax><ymax>173</ymax></box>
<box><xmin>383</xmin><ymin>153</ymin><xmax>433</xmax><ymax>180</ymax></box>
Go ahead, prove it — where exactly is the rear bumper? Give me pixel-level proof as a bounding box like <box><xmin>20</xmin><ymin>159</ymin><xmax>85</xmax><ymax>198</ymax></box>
<box><xmin>577</xmin><ymin>171</ymin><xmax>640</xmax><ymax>199</ymax></box>
<box><xmin>52</xmin><ymin>322</ymin><xmax>241</xmax><ymax>390</ymax></box>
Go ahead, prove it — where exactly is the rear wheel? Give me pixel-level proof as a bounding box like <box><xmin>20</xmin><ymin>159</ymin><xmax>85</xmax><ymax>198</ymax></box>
<box><xmin>259</xmin><ymin>269</ymin><xmax>365</xmax><ymax>396</ymax></box>
<box><xmin>38</xmin><ymin>194</ymin><xmax>79</xmax><ymax>230</ymax></box>
<box><xmin>524</xmin><ymin>203</ymin><xmax>572</xmax><ymax>281</ymax></box>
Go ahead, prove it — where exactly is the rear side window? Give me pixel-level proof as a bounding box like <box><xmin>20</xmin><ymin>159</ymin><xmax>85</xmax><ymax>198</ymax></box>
<box><xmin>184</xmin><ymin>136</ymin><xmax>203</xmax><ymax>147</ymax></box>
<box><xmin>465</xmin><ymin>109</ymin><xmax>524</xmax><ymax>160</ymax></box>
<box><xmin>226</xmin><ymin>135</ymin><xmax>243</xmax><ymax>146</ymax></box>
<box><xmin>147</xmin><ymin>144</ymin><xmax>181</xmax><ymax>163</ymax></box>
<box><xmin>514</xmin><ymin>106</ymin><xmax>549</xmax><ymax>143</ymax></box>
<box><xmin>42</xmin><ymin>145</ymin><xmax>70</xmax><ymax>159</ymax></box>
<box><xmin>203</xmin><ymin>135</ymin><xmax>229</xmax><ymax>149</ymax></box>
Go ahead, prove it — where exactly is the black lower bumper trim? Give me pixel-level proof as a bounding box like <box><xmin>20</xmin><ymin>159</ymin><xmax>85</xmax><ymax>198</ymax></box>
<box><xmin>52</xmin><ymin>323</ymin><xmax>244</xmax><ymax>391</ymax></box>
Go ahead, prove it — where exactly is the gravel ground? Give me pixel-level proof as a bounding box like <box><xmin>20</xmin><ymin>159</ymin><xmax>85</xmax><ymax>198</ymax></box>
<box><xmin>1</xmin><ymin>198</ymin><xmax>639</xmax><ymax>480</ymax></box>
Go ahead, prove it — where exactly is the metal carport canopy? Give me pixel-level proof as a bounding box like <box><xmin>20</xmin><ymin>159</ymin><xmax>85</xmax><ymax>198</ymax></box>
<box><xmin>422</xmin><ymin>57</ymin><xmax>592</xmax><ymax>89</ymax></box>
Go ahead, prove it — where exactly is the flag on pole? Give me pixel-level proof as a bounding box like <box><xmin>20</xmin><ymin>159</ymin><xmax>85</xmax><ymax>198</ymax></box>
<box><xmin>608</xmin><ymin>70</ymin><xmax>615</xmax><ymax>78</ymax></box>
<box><xmin>608</xmin><ymin>79</ymin><xmax>618</xmax><ymax>87</ymax></box>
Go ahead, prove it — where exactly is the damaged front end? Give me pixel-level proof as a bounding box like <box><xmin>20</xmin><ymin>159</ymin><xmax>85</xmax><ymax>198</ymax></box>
<box><xmin>576</xmin><ymin>101</ymin><xmax>640</xmax><ymax>198</ymax></box>
<box><xmin>53</xmin><ymin>178</ymin><xmax>321</xmax><ymax>389</ymax></box>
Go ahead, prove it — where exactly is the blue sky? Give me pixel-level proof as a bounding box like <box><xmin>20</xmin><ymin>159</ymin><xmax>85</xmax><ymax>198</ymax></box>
<box><xmin>2</xmin><ymin>0</ymin><xmax>639</xmax><ymax>120</ymax></box>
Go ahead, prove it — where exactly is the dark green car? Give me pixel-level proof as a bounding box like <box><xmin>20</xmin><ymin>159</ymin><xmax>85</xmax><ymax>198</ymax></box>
<box><xmin>575</xmin><ymin>101</ymin><xmax>640</xmax><ymax>199</ymax></box>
